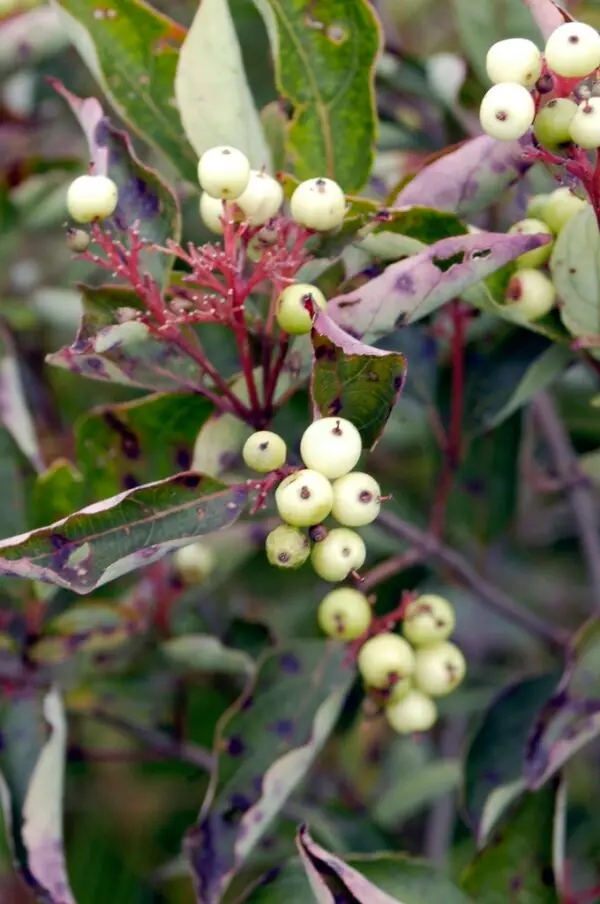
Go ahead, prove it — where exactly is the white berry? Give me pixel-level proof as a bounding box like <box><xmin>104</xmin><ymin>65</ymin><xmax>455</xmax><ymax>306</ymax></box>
<box><xmin>235</xmin><ymin>170</ymin><xmax>283</xmax><ymax>225</ymax></box>
<box><xmin>357</xmin><ymin>633</ymin><xmax>415</xmax><ymax>689</ymax></box>
<box><xmin>317</xmin><ymin>587</ymin><xmax>372</xmax><ymax>640</ymax></box>
<box><xmin>413</xmin><ymin>641</ymin><xmax>466</xmax><ymax>697</ymax></box>
<box><xmin>526</xmin><ymin>193</ymin><xmax>550</xmax><ymax>220</ymax></box>
<box><xmin>199</xmin><ymin>192</ymin><xmax>226</xmax><ymax>234</ymax></box>
<box><xmin>311</xmin><ymin>528</ymin><xmax>366</xmax><ymax>582</ymax></box>
<box><xmin>485</xmin><ymin>38</ymin><xmax>542</xmax><ymax>88</ymax></box>
<box><xmin>242</xmin><ymin>430</ymin><xmax>287</xmax><ymax>473</ymax></box>
<box><xmin>534</xmin><ymin>98</ymin><xmax>577</xmax><ymax>149</ymax></box>
<box><xmin>545</xmin><ymin>22</ymin><xmax>600</xmax><ymax>78</ymax></box>
<box><xmin>174</xmin><ymin>542</ymin><xmax>216</xmax><ymax>584</ymax></box>
<box><xmin>541</xmin><ymin>187</ymin><xmax>589</xmax><ymax>233</ymax></box>
<box><xmin>300</xmin><ymin>417</ymin><xmax>362</xmax><ymax>480</ymax></box>
<box><xmin>197</xmin><ymin>146</ymin><xmax>250</xmax><ymax>200</ymax></box>
<box><xmin>402</xmin><ymin>594</ymin><xmax>456</xmax><ymax>647</ymax></box>
<box><xmin>569</xmin><ymin>98</ymin><xmax>600</xmax><ymax>149</ymax></box>
<box><xmin>275</xmin><ymin>469</ymin><xmax>333</xmax><ymax>527</ymax></box>
<box><xmin>276</xmin><ymin>283</ymin><xmax>327</xmax><ymax>336</ymax></box>
<box><xmin>290</xmin><ymin>177</ymin><xmax>346</xmax><ymax>231</ymax></box>
<box><xmin>507</xmin><ymin>218</ymin><xmax>553</xmax><ymax>268</ymax></box>
<box><xmin>505</xmin><ymin>268</ymin><xmax>556</xmax><ymax>321</ymax></box>
<box><xmin>331</xmin><ymin>472</ymin><xmax>381</xmax><ymax>527</ymax></box>
<box><xmin>67</xmin><ymin>174</ymin><xmax>118</xmax><ymax>223</ymax></box>
<box><xmin>385</xmin><ymin>689</ymin><xmax>438</xmax><ymax>734</ymax></box>
<box><xmin>479</xmin><ymin>82</ymin><xmax>535</xmax><ymax>141</ymax></box>
<box><xmin>265</xmin><ymin>524</ymin><xmax>310</xmax><ymax>569</ymax></box>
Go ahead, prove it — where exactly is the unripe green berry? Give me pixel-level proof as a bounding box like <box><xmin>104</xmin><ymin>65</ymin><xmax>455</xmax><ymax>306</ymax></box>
<box><xmin>300</xmin><ymin>417</ymin><xmax>362</xmax><ymax>480</ymax></box>
<box><xmin>544</xmin><ymin>22</ymin><xmax>600</xmax><ymax>78</ymax></box>
<box><xmin>197</xmin><ymin>145</ymin><xmax>250</xmax><ymax>200</ymax></box>
<box><xmin>265</xmin><ymin>524</ymin><xmax>310</xmax><ymax>569</ymax></box>
<box><xmin>317</xmin><ymin>587</ymin><xmax>372</xmax><ymax>640</ymax></box>
<box><xmin>507</xmin><ymin>218</ymin><xmax>553</xmax><ymax>268</ymax></box>
<box><xmin>505</xmin><ymin>268</ymin><xmax>556</xmax><ymax>321</ymax></box>
<box><xmin>541</xmin><ymin>187</ymin><xmax>589</xmax><ymax>234</ymax></box>
<box><xmin>67</xmin><ymin>174</ymin><xmax>118</xmax><ymax>223</ymax></box>
<box><xmin>402</xmin><ymin>594</ymin><xmax>456</xmax><ymax>647</ymax></box>
<box><xmin>199</xmin><ymin>192</ymin><xmax>226</xmax><ymax>234</ymax></box>
<box><xmin>385</xmin><ymin>689</ymin><xmax>438</xmax><ymax>734</ymax></box>
<box><xmin>242</xmin><ymin>430</ymin><xmax>287</xmax><ymax>473</ymax></box>
<box><xmin>276</xmin><ymin>283</ymin><xmax>327</xmax><ymax>335</ymax></box>
<box><xmin>413</xmin><ymin>641</ymin><xmax>467</xmax><ymax>697</ymax></box>
<box><xmin>174</xmin><ymin>541</ymin><xmax>217</xmax><ymax>583</ymax></box>
<box><xmin>533</xmin><ymin>98</ymin><xmax>577</xmax><ymax>149</ymax></box>
<box><xmin>331</xmin><ymin>472</ymin><xmax>381</xmax><ymax>527</ymax></box>
<box><xmin>357</xmin><ymin>633</ymin><xmax>415</xmax><ymax>689</ymax></box>
<box><xmin>235</xmin><ymin>170</ymin><xmax>283</xmax><ymax>225</ymax></box>
<box><xmin>479</xmin><ymin>82</ymin><xmax>535</xmax><ymax>141</ymax></box>
<box><xmin>66</xmin><ymin>228</ymin><xmax>90</xmax><ymax>253</ymax></box>
<box><xmin>526</xmin><ymin>194</ymin><xmax>550</xmax><ymax>220</ymax></box>
<box><xmin>569</xmin><ymin>98</ymin><xmax>600</xmax><ymax>149</ymax></box>
<box><xmin>275</xmin><ymin>469</ymin><xmax>333</xmax><ymax>527</ymax></box>
<box><xmin>311</xmin><ymin>527</ymin><xmax>366</xmax><ymax>582</ymax></box>
<box><xmin>485</xmin><ymin>38</ymin><xmax>542</xmax><ymax>88</ymax></box>
<box><xmin>290</xmin><ymin>177</ymin><xmax>346</xmax><ymax>231</ymax></box>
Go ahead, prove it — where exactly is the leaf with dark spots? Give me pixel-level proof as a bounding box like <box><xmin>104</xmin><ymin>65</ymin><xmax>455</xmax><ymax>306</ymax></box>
<box><xmin>76</xmin><ymin>393</ymin><xmax>213</xmax><ymax>502</ymax></box>
<box><xmin>327</xmin><ymin>231</ymin><xmax>552</xmax><ymax>341</ymax></box>
<box><xmin>0</xmin><ymin>473</ymin><xmax>248</xmax><ymax>593</ymax></box>
<box><xmin>525</xmin><ymin>618</ymin><xmax>600</xmax><ymax>790</ymax></box>
<box><xmin>51</xmin><ymin>81</ymin><xmax>180</xmax><ymax>287</ymax></box>
<box><xmin>185</xmin><ymin>641</ymin><xmax>353</xmax><ymax>904</ymax></box>
<box><xmin>310</xmin><ymin>311</ymin><xmax>406</xmax><ymax>449</ymax></box>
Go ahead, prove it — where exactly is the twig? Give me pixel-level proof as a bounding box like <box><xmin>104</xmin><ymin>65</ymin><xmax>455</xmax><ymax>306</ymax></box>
<box><xmin>360</xmin><ymin>547</ymin><xmax>424</xmax><ymax>592</ymax></box>
<box><xmin>377</xmin><ymin>510</ymin><xmax>568</xmax><ymax>649</ymax></box>
<box><xmin>423</xmin><ymin>715</ymin><xmax>467</xmax><ymax>866</ymax></box>
<box><xmin>532</xmin><ymin>392</ymin><xmax>600</xmax><ymax>612</ymax></box>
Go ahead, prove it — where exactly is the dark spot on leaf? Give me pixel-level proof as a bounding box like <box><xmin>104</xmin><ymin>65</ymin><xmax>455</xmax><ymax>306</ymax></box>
<box><xmin>260</xmin><ymin>834</ymin><xmax>274</xmax><ymax>848</ymax></box>
<box><xmin>122</xmin><ymin>473</ymin><xmax>139</xmax><ymax>490</ymax></box>
<box><xmin>269</xmin><ymin>718</ymin><xmax>294</xmax><ymax>737</ymax></box>
<box><xmin>103</xmin><ymin>412</ymin><xmax>141</xmax><ymax>459</ymax></box>
<box><xmin>94</xmin><ymin>117</ymin><xmax>110</xmax><ymax>148</ymax></box>
<box><xmin>259</xmin><ymin>867</ymin><xmax>281</xmax><ymax>887</ymax></box>
<box><xmin>471</xmin><ymin>247</ymin><xmax>492</xmax><ymax>260</ymax></box>
<box><xmin>175</xmin><ymin>473</ymin><xmax>202</xmax><ymax>489</ymax></box>
<box><xmin>314</xmin><ymin>343</ymin><xmax>328</xmax><ymax>360</ymax></box>
<box><xmin>395</xmin><ymin>274</ymin><xmax>415</xmax><ymax>294</ymax></box>
<box><xmin>569</xmin><ymin>267</ymin><xmax>576</xmax><ymax>274</ymax></box>
<box><xmin>221</xmin><ymin>792</ymin><xmax>251</xmax><ymax>825</ymax></box>
<box><xmin>226</xmin><ymin>735</ymin><xmax>245</xmax><ymax>757</ymax></box>
<box><xmin>50</xmin><ymin>533</ymin><xmax>69</xmax><ymax>550</ymax></box>
<box><xmin>393</xmin><ymin>374</ymin><xmax>404</xmax><ymax>390</ymax></box>
<box><xmin>87</xmin><ymin>357</ymin><xmax>104</xmax><ymax>371</ymax></box>
<box><xmin>541</xmin><ymin>866</ymin><xmax>555</xmax><ymax>886</ymax></box>
<box><xmin>176</xmin><ymin>448</ymin><xmax>192</xmax><ymax>470</ymax></box>
<box><xmin>509</xmin><ymin>876</ymin><xmax>523</xmax><ymax>892</ymax></box>
<box><xmin>279</xmin><ymin>652</ymin><xmax>302</xmax><ymax>673</ymax></box>
<box><xmin>327</xmin><ymin>398</ymin><xmax>343</xmax><ymax>416</ymax></box>
<box><xmin>433</xmin><ymin>251</ymin><xmax>465</xmax><ymax>272</ymax></box>
<box><xmin>337</xmin><ymin>298</ymin><xmax>359</xmax><ymax>309</ymax></box>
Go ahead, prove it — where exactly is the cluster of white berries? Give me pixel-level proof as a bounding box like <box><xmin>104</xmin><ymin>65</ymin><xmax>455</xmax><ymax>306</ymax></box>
<box><xmin>503</xmin><ymin>186</ymin><xmax>589</xmax><ymax>321</ymax></box>
<box><xmin>480</xmin><ymin>23</ymin><xmax>600</xmax><ymax>147</ymax></box>
<box><xmin>197</xmin><ymin>146</ymin><xmax>347</xmax><ymax>234</ymax></box>
<box><xmin>66</xmin><ymin>174</ymin><xmax>119</xmax><ymax>223</ymax></box>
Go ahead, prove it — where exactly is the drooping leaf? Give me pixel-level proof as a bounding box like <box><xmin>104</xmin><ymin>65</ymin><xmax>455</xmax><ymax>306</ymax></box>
<box><xmin>0</xmin><ymin>473</ymin><xmax>248</xmax><ymax>593</ymax></box>
<box><xmin>0</xmin><ymin>687</ymin><xmax>76</xmax><ymax>904</ymax></box>
<box><xmin>0</xmin><ymin>324</ymin><xmax>43</xmax><ymax>473</ymax></box>
<box><xmin>51</xmin><ymin>0</ymin><xmax>197</xmax><ymax>183</ymax></box>
<box><xmin>30</xmin><ymin>460</ymin><xmax>85</xmax><ymax>529</ymax></box>
<box><xmin>185</xmin><ymin>641</ymin><xmax>353</xmax><ymax>904</ymax></box>
<box><xmin>175</xmin><ymin>0</ymin><xmax>271</xmax><ymax>170</ymax></box>
<box><xmin>393</xmin><ymin>135</ymin><xmax>530</xmax><ymax>219</ymax></box>
<box><xmin>463</xmin><ymin>673</ymin><xmax>559</xmax><ymax>844</ymax></box>
<box><xmin>461</xmin><ymin>786</ymin><xmax>559</xmax><ymax>903</ymax></box>
<box><xmin>327</xmin><ymin>231</ymin><xmax>552</xmax><ymax>341</ymax></box>
<box><xmin>550</xmin><ymin>205</ymin><xmax>600</xmax><ymax>355</ymax></box>
<box><xmin>525</xmin><ymin>618</ymin><xmax>600</xmax><ymax>790</ymax></box>
<box><xmin>310</xmin><ymin>311</ymin><xmax>406</xmax><ymax>449</ymax></box>
<box><xmin>259</xmin><ymin>0</ymin><xmax>381</xmax><ymax>192</ymax></box>
<box><xmin>160</xmin><ymin>634</ymin><xmax>255</xmax><ymax>678</ymax></box>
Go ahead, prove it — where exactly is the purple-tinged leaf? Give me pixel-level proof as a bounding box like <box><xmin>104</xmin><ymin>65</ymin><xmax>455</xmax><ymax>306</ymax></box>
<box><xmin>525</xmin><ymin>618</ymin><xmax>600</xmax><ymax>790</ymax></box>
<box><xmin>310</xmin><ymin>311</ymin><xmax>406</xmax><ymax>449</ymax></box>
<box><xmin>51</xmin><ymin>80</ymin><xmax>181</xmax><ymax>286</ymax></box>
<box><xmin>185</xmin><ymin>641</ymin><xmax>352</xmax><ymax>904</ymax></box>
<box><xmin>297</xmin><ymin>826</ymin><xmax>403</xmax><ymax>904</ymax></box>
<box><xmin>0</xmin><ymin>324</ymin><xmax>44</xmax><ymax>473</ymax></box>
<box><xmin>522</xmin><ymin>0</ymin><xmax>572</xmax><ymax>39</ymax></box>
<box><xmin>393</xmin><ymin>135</ymin><xmax>530</xmax><ymax>219</ymax></box>
<box><xmin>328</xmin><ymin>231</ymin><xmax>552</xmax><ymax>340</ymax></box>
<box><xmin>0</xmin><ymin>472</ymin><xmax>248</xmax><ymax>593</ymax></box>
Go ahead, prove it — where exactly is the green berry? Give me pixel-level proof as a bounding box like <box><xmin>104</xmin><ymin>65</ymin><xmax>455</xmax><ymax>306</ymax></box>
<box><xmin>569</xmin><ymin>98</ymin><xmax>600</xmax><ymax>149</ymax></box>
<box><xmin>402</xmin><ymin>594</ymin><xmax>456</xmax><ymax>647</ymax></box>
<box><xmin>544</xmin><ymin>22</ymin><xmax>600</xmax><ymax>78</ymax></box>
<box><xmin>290</xmin><ymin>177</ymin><xmax>346</xmax><ymax>231</ymax></box>
<box><xmin>485</xmin><ymin>38</ymin><xmax>542</xmax><ymax>88</ymax></box>
<box><xmin>533</xmin><ymin>98</ymin><xmax>577</xmax><ymax>149</ymax></box>
<box><xmin>331</xmin><ymin>472</ymin><xmax>381</xmax><ymax>527</ymax></box>
<box><xmin>505</xmin><ymin>268</ymin><xmax>556</xmax><ymax>321</ymax></box>
<box><xmin>413</xmin><ymin>642</ymin><xmax>466</xmax><ymax>697</ymax></box>
<box><xmin>67</xmin><ymin>174</ymin><xmax>118</xmax><ymax>223</ymax></box>
<box><xmin>197</xmin><ymin>146</ymin><xmax>250</xmax><ymax>200</ymax></box>
<box><xmin>265</xmin><ymin>524</ymin><xmax>310</xmax><ymax>569</ymax></box>
<box><xmin>174</xmin><ymin>541</ymin><xmax>217</xmax><ymax>583</ymax></box>
<box><xmin>200</xmin><ymin>192</ymin><xmax>226</xmax><ymax>234</ymax></box>
<box><xmin>507</xmin><ymin>218</ymin><xmax>553</xmax><ymax>268</ymax></box>
<box><xmin>479</xmin><ymin>82</ymin><xmax>535</xmax><ymax>142</ymax></box>
<box><xmin>275</xmin><ymin>283</ymin><xmax>327</xmax><ymax>335</ymax></box>
<box><xmin>242</xmin><ymin>430</ymin><xmax>287</xmax><ymax>473</ymax></box>
<box><xmin>317</xmin><ymin>587</ymin><xmax>372</xmax><ymax>639</ymax></box>
<box><xmin>526</xmin><ymin>194</ymin><xmax>550</xmax><ymax>220</ymax></box>
<box><xmin>66</xmin><ymin>228</ymin><xmax>90</xmax><ymax>253</ymax></box>
<box><xmin>385</xmin><ymin>689</ymin><xmax>438</xmax><ymax>734</ymax></box>
<box><xmin>541</xmin><ymin>187</ymin><xmax>589</xmax><ymax>234</ymax></box>
<box><xmin>235</xmin><ymin>170</ymin><xmax>283</xmax><ymax>225</ymax></box>
<box><xmin>311</xmin><ymin>528</ymin><xmax>366</xmax><ymax>582</ymax></box>
<box><xmin>300</xmin><ymin>417</ymin><xmax>362</xmax><ymax>479</ymax></box>
<box><xmin>275</xmin><ymin>469</ymin><xmax>333</xmax><ymax>527</ymax></box>
<box><xmin>357</xmin><ymin>633</ymin><xmax>415</xmax><ymax>689</ymax></box>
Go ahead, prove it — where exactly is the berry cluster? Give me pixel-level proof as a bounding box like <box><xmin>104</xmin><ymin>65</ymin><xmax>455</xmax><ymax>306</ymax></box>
<box><xmin>480</xmin><ymin>24</ymin><xmax>600</xmax><ymax>145</ymax></box>
<box><xmin>197</xmin><ymin>145</ymin><xmax>346</xmax><ymax>234</ymax></box>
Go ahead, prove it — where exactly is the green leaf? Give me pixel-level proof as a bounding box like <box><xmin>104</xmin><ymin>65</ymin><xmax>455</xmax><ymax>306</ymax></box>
<box><xmin>160</xmin><ymin>634</ymin><xmax>255</xmax><ymax>677</ymax></box>
<box><xmin>550</xmin><ymin>205</ymin><xmax>600</xmax><ymax>352</ymax></box>
<box><xmin>30</xmin><ymin>604</ymin><xmax>132</xmax><ymax>665</ymax></box>
<box><xmin>0</xmin><ymin>473</ymin><xmax>248</xmax><ymax>593</ymax></box>
<box><xmin>0</xmin><ymin>429</ymin><xmax>29</xmax><ymax>542</ymax></box>
<box><xmin>0</xmin><ymin>324</ymin><xmax>43</xmax><ymax>473</ymax></box>
<box><xmin>260</xmin><ymin>0</ymin><xmax>381</xmax><ymax>191</ymax></box>
<box><xmin>30</xmin><ymin>461</ymin><xmax>85</xmax><ymax>529</ymax></box>
<box><xmin>310</xmin><ymin>311</ymin><xmax>406</xmax><ymax>449</ymax></box>
<box><xmin>175</xmin><ymin>0</ymin><xmax>270</xmax><ymax>169</ymax></box>
<box><xmin>51</xmin><ymin>0</ymin><xmax>197</xmax><ymax>183</ymax></box>
<box><xmin>185</xmin><ymin>640</ymin><xmax>353</xmax><ymax>904</ymax></box>
<box><xmin>374</xmin><ymin>759</ymin><xmax>461</xmax><ymax>828</ymax></box>
<box><xmin>76</xmin><ymin>393</ymin><xmax>213</xmax><ymax>500</ymax></box>
<box><xmin>461</xmin><ymin>786</ymin><xmax>559</xmax><ymax>903</ymax></box>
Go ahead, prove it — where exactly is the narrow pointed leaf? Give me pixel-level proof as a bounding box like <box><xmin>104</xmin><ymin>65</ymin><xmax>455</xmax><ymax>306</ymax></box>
<box><xmin>0</xmin><ymin>325</ymin><xmax>43</xmax><ymax>473</ymax></box>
